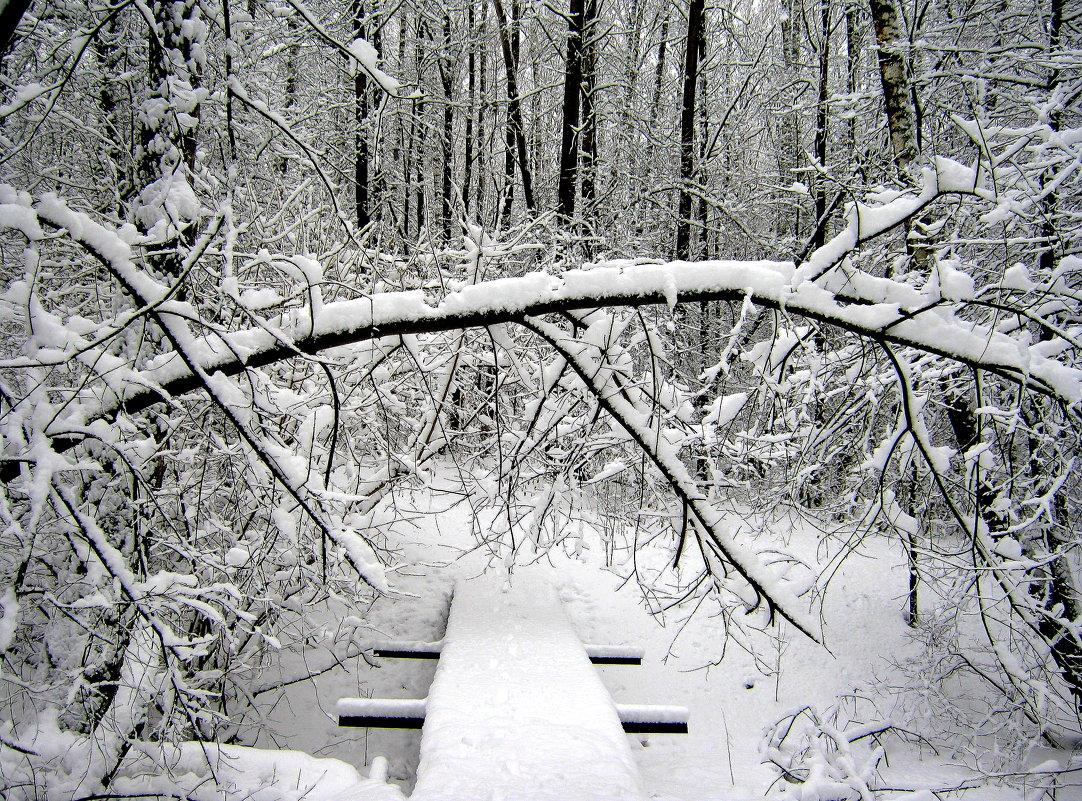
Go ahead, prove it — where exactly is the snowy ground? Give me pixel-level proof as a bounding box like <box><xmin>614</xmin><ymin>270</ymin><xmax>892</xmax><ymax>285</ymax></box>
<box><xmin>217</xmin><ymin>481</ymin><xmax>1078</xmax><ymax>800</ymax></box>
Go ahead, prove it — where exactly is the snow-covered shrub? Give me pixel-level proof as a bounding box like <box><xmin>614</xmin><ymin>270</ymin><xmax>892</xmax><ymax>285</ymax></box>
<box><xmin>761</xmin><ymin>698</ymin><xmax>899</xmax><ymax>800</ymax></box>
<box><xmin>883</xmin><ymin>599</ymin><xmax>1065</xmax><ymax>774</ymax></box>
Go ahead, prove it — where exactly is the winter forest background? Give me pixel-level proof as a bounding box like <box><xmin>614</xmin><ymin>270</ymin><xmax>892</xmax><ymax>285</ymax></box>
<box><xmin>0</xmin><ymin>0</ymin><xmax>1079</xmax><ymax>797</ymax></box>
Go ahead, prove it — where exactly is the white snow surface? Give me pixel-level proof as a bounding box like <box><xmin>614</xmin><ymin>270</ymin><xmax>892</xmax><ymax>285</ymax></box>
<box><xmin>161</xmin><ymin>479</ymin><xmax>1077</xmax><ymax>801</ymax></box>
<box><xmin>410</xmin><ymin>572</ymin><xmax>644</xmax><ymax>801</ymax></box>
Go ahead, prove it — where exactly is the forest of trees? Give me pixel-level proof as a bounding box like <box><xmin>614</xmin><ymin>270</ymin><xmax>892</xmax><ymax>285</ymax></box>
<box><xmin>0</xmin><ymin>0</ymin><xmax>1079</xmax><ymax>795</ymax></box>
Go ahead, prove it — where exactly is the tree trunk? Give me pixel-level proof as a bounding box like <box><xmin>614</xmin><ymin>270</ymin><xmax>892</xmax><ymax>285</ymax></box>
<box><xmin>645</xmin><ymin>0</ymin><xmax>670</xmax><ymax>236</ymax></box>
<box><xmin>414</xmin><ymin>22</ymin><xmax>426</xmax><ymax>237</ymax></box>
<box><xmin>675</xmin><ymin>0</ymin><xmax>705</xmax><ymax>260</ymax></box>
<box><xmin>396</xmin><ymin>22</ymin><xmax>410</xmax><ymax>240</ymax></box>
<box><xmin>0</xmin><ymin>0</ymin><xmax>31</xmax><ymax>62</ymax></box>
<box><xmin>440</xmin><ymin>8</ymin><xmax>456</xmax><ymax>239</ymax></box>
<box><xmin>650</xmin><ymin>2</ymin><xmax>670</xmax><ymax>130</ymax></box>
<box><xmin>94</xmin><ymin>13</ymin><xmax>133</xmax><ymax>214</ymax></box>
<box><xmin>845</xmin><ymin>0</ymin><xmax>862</xmax><ymax>179</ymax></box>
<box><xmin>948</xmin><ymin>381</ymin><xmax>1082</xmax><ymax>711</ymax></box>
<box><xmin>369</xmin><ymin>22</ymin><xmax>383</xmax><ymax>228</ymax></box>
<box><xmin>282</xmin><ymin>16</ymin><xmax>299</xmax><ymax>176</ymax></box>
<box><xmin>463</xmin><ymin>0</ymin><xmax>477</xmax><ymax>217</ymax></box>
<box><xmin>580</xmin><ymin>0</ymin><xmax>598</xmax><ymax>218</ymax></box>
<box><xmin>695</xmin><ymin>44</ymin><xmax>709</xmax><ymax>258</ymax></box>
<box><xmin>136</xmin><ymin>0</ymin><xmax>201</xmax><ymax>283</ymax></box>
<box><xmin>475</xmin><ymin>3</ymin><xmax>488</xmax><ymax>219</ymax></box>
<box><xmin>353</xmin><ymin>0</ymin><xmax>371</xmax><ymax>229</ymax></box>
<box><xmin>415</xmin><ymin>96</ymin><xmax>426</xmax><ymax>238</ymax></box>
<box><xmin>869</xmin><ymin>0</ymin><xmax>937</xmax><ymax>275</ymax></box>
<box><xmin>778</xmin><ymin>0</ymin><xmax>803</xmax><ymax>245</ymax></box>
<box><xmin>868</xmin><ymin>0</ymin><xmax>917</xmax><ymax>174</ymax></box>
<box><xmin>1018</xmin><ymin>397</ymin><xmax>1082</xmax><ymax>714</ymax></box>
<box><xmin>493</xmin><ymin>0</ymin><xmax>535</xmax><ymax>224</ymax></box>
<box><xmin>620</xmin><ymin>0</ymin><xmax>644</xmax><ymax>151</ymax></box>
<box><xmin>811</xmin><ymin>0</ymin><xmax>831</xmax><ymax>251</ymax></box>
<box><xmin>557</xmin><ymin>0</ymin><xmax>585</xmax><ymax>220</ymax></box>
<box><xmin>1038</xmin><ymin>0</ymin><xmax>1063</xmax><ymax>274</ymax></box>
<box><xmin>223</xmin><ymin>0</ymin><xmax>238</xmax><ymax>163</ymax></box>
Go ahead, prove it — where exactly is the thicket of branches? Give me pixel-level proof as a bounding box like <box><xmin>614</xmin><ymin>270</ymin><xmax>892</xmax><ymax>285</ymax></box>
<box><xmin>0</xmin><ymin>0</ymin><xmax>1079</xmax><ymax>796</ymax></box>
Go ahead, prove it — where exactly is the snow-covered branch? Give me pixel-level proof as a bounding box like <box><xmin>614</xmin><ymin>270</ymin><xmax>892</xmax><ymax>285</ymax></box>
<box><xmin>1</xmin><ymin>161</ymin><xmax>1076</xmax><ymax>482</ymax></box>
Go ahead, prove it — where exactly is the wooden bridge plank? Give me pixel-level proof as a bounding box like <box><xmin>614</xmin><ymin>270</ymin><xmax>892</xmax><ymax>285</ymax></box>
<box><xmin>408</xmin><ymin>573</ymin><xmax>645</xmax><ymax>801</ymax></box>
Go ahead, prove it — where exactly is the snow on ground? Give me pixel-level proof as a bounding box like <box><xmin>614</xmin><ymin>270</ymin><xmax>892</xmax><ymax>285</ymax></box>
<box><xmin>244</xmin><ymin>480</ymin><xmax>1076</xmax><ymax>800</ymax></box>
<box><xmin>112</xmin><ymin>742</ymin><xmax>408</xmax><ymax>801</ymax></box>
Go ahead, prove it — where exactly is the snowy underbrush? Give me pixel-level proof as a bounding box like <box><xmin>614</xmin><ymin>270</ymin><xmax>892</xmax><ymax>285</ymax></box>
<box><xmin>883</xmin><ymin>608</ymin><xmax>1040</xmax><ymax>772</ymax></box>
<box><xmin>0</xmin><ymin>595</ymin><xmax>415</xmax><ymax>801</ymax></box>
<box><xmin>5</xmin><ymin>481</ymin><xmax>1076</xmax><ymax>801</ymax></box>
<box><xmin>0</xmin><ymin>735</ymin><xmax>405</xmax><ymax>801</ymax></box>
<box><xmin>760</xmin><ymin>696</ymin><xmax>912</xmax><ymax>800</ymax></box>
<box><xmin>625</xmin><ymin>503</ymin><xmax>1082</xmax><ymax>801</ymax></box>
<box><xmin>744</xmin><ymin>517</ymin><xmax>1082</xmax><ymax>801</ymax></box>
<box><xmin>870</xmin><ymin>605</ymin><xmax>1082</xmax><ymax>796</ymax></box>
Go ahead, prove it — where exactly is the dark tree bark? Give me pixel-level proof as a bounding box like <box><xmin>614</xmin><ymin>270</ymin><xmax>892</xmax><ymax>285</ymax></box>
<box><xmin>493</xmin><ymin>0</ymin><xmax>535</xmax><ymax>224</ymax></box>
<box><xmin>675</xmin><ymin>0</ymin><xmax>705</xmax><ymax>260</ymax></box>
<box><xmin>777</xmin><ymin>0</ymin><xmax>803</xmax><ymax>244</ymax></box>
<box><xmin>463</xmin><ymin>0</ymin><xmax>477</xmax><ymax>217</ymax></box>
<box><xmin>580</xmin><ymin>0</ymin><xmax>599</xmax><ymax>216</ymax></box>
<box><xmin>223</xmin><ymin>0</ymin><xmax>237</xmax><ymax>162</ymax></box>
<box><xmin>397</xmin><ymin>25</ymin><xmax>412</xmax><ymax>240</ymax></box>
<box><xmin>0</xmin><ymin>0</ymin><xmax>31</xmax><ymax>62</ymax></box>
<box><xmin>620</xmin><ymin>0</ymin><xmax>643</xmax><ymax>138</ymax></box>
<box><xmin>497</xmin><ymin>0</ymin><xmax>518</xmax><ymax>227</ymax></box>
<box><xmin>557</xmin><ymin>0</ymin><xmax>586</xmax><ymax>219</ymax></box>
<box><xmin>813</xmin><ymin>0</ymin><xmax>835</xmax><ymax>252</ymax></box>
<box><xmin>414</xmin><ymin>95</ymin><xmax>426</xmax><ymax>238</ymax></box>
<box><xmin>439</xmin><ymin>8</ymin><xmax>456</xmax><ymax>239</ymax></box>
<box><xmin>136</xmin><ymin>0</ymin><xmax>201</xmax><ymax>282</ymax></box>
<box><xmin>650</xmin><ymin>2</ymin><xmax>670</xmax><ymax>129</ymax></box>
<box><xmin>1038</xmin><ymin>0</ymin><xmax>1064</xmax><ymax>274</ymax></box>
<box><xmin>94</xmin><ymin>13</ymin><xmax>134</xmax><ymax>214</ymax></box>
<box><xmin>1030</xmin><ymin>0</ymin><xmax>1081</xmax><ymax>713</ymax></box>
<box><xmin>694</xmin><ymin>45</ymin><xmax>709</xmax><ymax>258</ymax></box>
<box><xmin>475</xmin><ymin>3</ymin><xmax>488</xmax><ymax>218</ymax></box>
<box><xmin>413</xmin><ymin>21</ymin><xmax>426</xmax><ymax>237</ymax></box>
<box><xmin>811</xmin><ymin>0</ymin><xmax>832</xmax><ymax>250</ymax></box>
<box><xmin>281</xmin><ymin>16</ymin><xmax>299</xmax><ymax>176</ymax></box>
<box><xmin>369</xmin><ymin>21</ymin><xmax>383</xmax><ymax>226</ymax></box>
<box><xmin>845</xmin><ymin>0</ymin><xmax>863</xmax><ymax>178</ymax></box>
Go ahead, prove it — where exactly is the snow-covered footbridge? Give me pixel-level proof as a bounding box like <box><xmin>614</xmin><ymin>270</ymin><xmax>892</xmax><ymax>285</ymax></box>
<box><xmin>336</xmin><ymin>573</ymin><xmax>687</xmax><ymax>800</ymax></box>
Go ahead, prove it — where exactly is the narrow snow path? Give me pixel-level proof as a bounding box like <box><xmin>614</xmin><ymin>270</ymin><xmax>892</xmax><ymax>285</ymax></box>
<box><xmin>409</xmin><ymin>571</ymin><xmax>644</xmax><ymax>801</ymax></box>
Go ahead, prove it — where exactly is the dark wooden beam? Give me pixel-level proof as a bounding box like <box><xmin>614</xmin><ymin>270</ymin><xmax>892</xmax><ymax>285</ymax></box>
<box><xmin>370</xmin><ymin>641</ymin><xmax>643</xmax><ymax>665</ymax></box>
<box><xmin>336</xmin><ymin>697</ymin><xmax>688</xmax><ymax>733</ymax></box>
<box><xmin>621</xmin><ymin>720</ymin><xmax>689</xmax><ymax>734</ymax></box>
<box><xmin>590</xmin><ymin>654</ymin><xmax>642</xmax><ymax>665</ymax></box>
<box><xmin>373</xmin><ymin>647</ymin><xmax>441</xmax><ymax>659</ymax></box>
<box><xmin>339</xmin><ymin>714</ymin><xmax>425</xmax><ymax>729</ymax></box>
